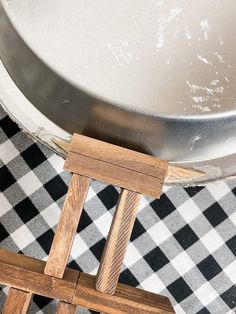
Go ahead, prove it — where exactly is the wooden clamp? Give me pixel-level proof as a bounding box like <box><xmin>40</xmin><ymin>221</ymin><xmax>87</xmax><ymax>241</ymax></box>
<box><xmin>1</xmin><ymin>133</ymin><xmax>179</xmax><ymax>313</ymax></box>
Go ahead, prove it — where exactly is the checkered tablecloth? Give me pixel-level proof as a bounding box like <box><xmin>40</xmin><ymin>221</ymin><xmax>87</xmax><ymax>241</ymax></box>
<box><xmin>0</xmin><ymin>107</ymin><xmax>236</xmax><ymax>314</ymax></box>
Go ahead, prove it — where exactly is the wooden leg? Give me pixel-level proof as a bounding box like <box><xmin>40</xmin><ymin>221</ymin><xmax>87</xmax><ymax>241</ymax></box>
<box><xmin>46</xmin><ymin>174</ymin><xmax>90</xmax><ymax>312</ymax></box>
<box><xmin>56</xmin><ymin>302</ymin><xmax>77</xmax><ymax>314</ymax></box>
<box><xmin>96</xmin><ymin>189</ymin><xmax>141</xmax><ymax>294</ymax></box>
<box><xmin>3</xmin><ymin>288</ymin><xmax>32</xmax><ymax>314</ymax></box>
<box><xmin>45</xmin><ymin>174</ymin><xmax>91</xmax><ymax>278</ymax></box>
<box><xmin>2</xmin><ymin>174</ymin><xmax>88</xmax><ymax>313</ymax></box>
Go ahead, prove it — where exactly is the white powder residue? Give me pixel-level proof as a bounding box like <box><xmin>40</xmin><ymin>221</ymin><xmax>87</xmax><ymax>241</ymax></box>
<box><xmin>156</xmin><ymin>0</ymin><xmax>163</xmax><ymax>6</ymax></box>
<box><xmin>197</xmin><ymin>54</ymin><xmax>212</xmax><ymax>65</ymax></box>
<box><xmin>107</xmin><ymin>38</ymin><xmax>133</xmax><ymax>66</ymax></box>
<box><xmin>213</xmin><ymin>51</ymin><xmax>224</xmax><ymax>63</ymax></box>
<box><xmin>184</xmin><ymin>26</ymin><xmax>192</xmax><ymax>40</ymax></box>
<box><xmin>186</xmin><ymin>79</ymin><xmax>224</xmax><ymax>113</ymax></box>
<box><xmin>192</xmin><ymin>104</ymin><xmax>211</xmax><ymax>112</ymax></box>
<box><xmin>166</xmin><ymin>57</ymin><xmax>172</xmax><ymax>65</ymax></box>
<box><xmin>192</xmin><ymin>96</ymin><xmax>208</xmax><ymax>103</ymax></box>
<box><xmin>156</xmin><ymin>7</ymin><xmax>182</xmax><ymax>50</ymax></box>
<box><xmin>218</xmin><ymin>35</ymin><xmax>224</xmax><ymax>46</ymax></box>
<box><xmin>60</xmin><ymin>99</ymin><xmax>70</xmax><ymax>104</ymax></box>
<box><xmin>210</xmin><ymin>79</ymin><xmax>220</xmax><ymax>86</ymax></box>
<box><xmin>156</xmin><ymin>32</ymin><xmax>164</xmax><ymax>49</ymax></box>
<box><xmin>186</xmin><ymin>81</ymin><xmax>224</xmax><ymax>95</ymax></box>
<box><xmin>173</xmin><ymin>26</ymin><xmax>181</xmax><ymax>38</ymax></box>
<box><xmin>212</xmin><ymin>103</ymin><xmax>221</xmax><ymax>108</ymax></box>
<box><xmin>190</xmin><ymin>135</ymin><xmax>202</xmax><ymax>151</ymax></box>
<box><xmin>200</xmin><ymin>19</ymin><xmax>210</xmax><ymax>40</ymax></box>
<box><xmin>5</xmin><ymin>0</ymin><xmax>12</xmax><ymax>7</ymax></box>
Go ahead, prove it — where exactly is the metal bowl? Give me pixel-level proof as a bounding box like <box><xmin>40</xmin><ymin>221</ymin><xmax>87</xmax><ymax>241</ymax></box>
<box><xmin>0</xmin><ymin>0</ymin><xmax>236</xmax><ymax>166</ymax></box>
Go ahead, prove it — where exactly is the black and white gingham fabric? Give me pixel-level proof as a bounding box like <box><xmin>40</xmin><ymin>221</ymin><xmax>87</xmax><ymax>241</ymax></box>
<box><xmin>0</xmin><ymin>107</ymin><xmax>236</xmax><ymax>314</ymax></box>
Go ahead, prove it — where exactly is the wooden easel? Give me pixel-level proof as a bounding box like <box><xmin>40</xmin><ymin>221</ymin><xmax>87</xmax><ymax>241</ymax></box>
<box><xmin>0</xmin><ymin>134</ymin><xmax>177</xmax><ymax>313</ymax></box>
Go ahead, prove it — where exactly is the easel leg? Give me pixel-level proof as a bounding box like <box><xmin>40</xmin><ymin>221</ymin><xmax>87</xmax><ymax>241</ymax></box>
<box><xmin>3</xmin><ymin>288</ymin><xmax>32</xmax><ymax>314</ymax></box>
<box><xmin>44</xmin><ymin>173</ymin><xmax>90</xmax><ymax>313</ymax></box>
<box><xmin>45</xmin><ymin>174</ymin><xmax>91</xmax><ymax>278</ymax></box>
<box><xmin>96</xmin><ymin>189</ymin><xmax>141</xmax><ymax>294</ymax></box>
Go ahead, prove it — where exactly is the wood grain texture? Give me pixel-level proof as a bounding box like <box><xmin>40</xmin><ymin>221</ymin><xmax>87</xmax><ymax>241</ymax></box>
<box><xmin>56</xmin><ymin>302</ymin><xmax>77</xmax><ymax>314</ymax></box>
<box><xmin>64</xmin><ymin>152</ymin><xmax>164</xmax><ymax>198</ymax></box>
<box><xmin>0</xmin><ymin>249</ymin><xmax>79</xmax><ymax>303</ymax></box>
<box><xmin>0</xmin><ymin>250</ymin><xmax>174</xmax><ymax>313</ymax></box>
<box><xmin>0</xmin><ymin>248</ymin><xmax>45</xmax><ymax>273</ymax></box>
<box><xmin>165</xmin><ymin>165</ymin><xmax>204</xmax><ymax>183</ymax></box>
<box><xmin>54</xmin><ymin>138</ymin><xmax>204</xmax><ymax>183</ymax></box>
<box><xmin>74</xmin><ymin>273</ymin><xmax>175</xmax><ymax>314</ymax></box>
<box><xmin>45</xmin><ymin>174</ymin><xmax>91</xmax><ymax>278</ymax></box>
<box><xmin>96</xmin><ymin>190</ymin><xmax>141</xmax><ymax>294</ymax></box>
<box><xmin>70</xmin><ymin>134</ymin><xmax>168</xmax><ymax>179</ymax></box>
<box><xmin>3</xmin><ymin>288</ymin><xmax>32</xmax><ymax>314</ymax></box>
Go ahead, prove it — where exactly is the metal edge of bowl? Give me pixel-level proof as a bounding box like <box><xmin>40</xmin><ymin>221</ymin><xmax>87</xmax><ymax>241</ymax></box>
<box><xmin>1</xmin><ymin>56</ymin><xmax>236</xmax><ymax>187</ymax></box>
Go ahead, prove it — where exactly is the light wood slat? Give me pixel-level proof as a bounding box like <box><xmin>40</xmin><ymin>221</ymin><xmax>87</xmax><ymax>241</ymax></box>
<box><xmin>96</xmin><ymin>190</ymin><xmax>141</xmax><ymax>294</ymax></box>
<box><xmin>0</xmin><ymin>249</ymin><xmax>79</xmax><ymax>303</ymax></box>
<box><xmin>73</xmin><ymin>273</ymin><xmax>175</xmax><ymax>314</ymax></box>
<box><xmin>53</xmin><ymin>138</ymin><xmax>204</xmax><ymax>184</ymax></box>
<box><xmin>70</xmin><ymin>134</ymin><xmax>168</xmax><ymax>179</ymax></box>
<box><xmin>64</xmin><ymin>152</ymin><xmax>164</xmax><ymax>198</ymax></box>
<box><xmin>45</xmin><ymin>174</ymin><xmax>91</xmax><ymax>278</ymax></box>
<box><xmin>3</xmin><ymin>288</ymin><xmax>32</xmax><ymax>314</ymax></box>
<box><xmin>0</xmin><ymin>249</ymin><xmax>44</xmax><ymax>273</ymax></box>
<box><xmin>56</xmin><ymin>302</ymin><xmax>77</xmax><ymax>314</ymax></box>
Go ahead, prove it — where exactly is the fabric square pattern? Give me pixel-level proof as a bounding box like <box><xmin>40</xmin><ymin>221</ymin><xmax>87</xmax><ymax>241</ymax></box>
<box><xmin>1</xmin><ymin>139</ymin><xmax>19</xmax><ymax>164</ymax></box>
<box><xmin>150</xmin><ymin>194</ymin><xmax>176</xmax><ymax>219</ymax></box>
<box><xmin>204</xmin><ymin>202</ymin><xmax>228</xmax><ymax>227</ymax></box>
<box><xmin>0</xmin><ymin>223</ymin><xmax>9</xmax><ymax>242</ymax></box>
<box><xmin>197</xmin><ymin>255</ymin><xmax>222</xmax><ymax>280</ymax></box>
<box><xmin>167</xmin><ymin>277</ymin><xmax>193</xmax><ymax>303</ymax></box>
<box><xmin>174</xmin><ymin>225</ymin><xmax>199</xmax><ymax>250</ymax></box>
<box><xmin>144</xmin><ymin>246</ymin><xmax>169</xmax><ymax>272</ymax></box>
<box><xmin>0</xmin><ymin>115</ymin><xmax>20</xmax><ymax>138</ymax></box>
<box><xmin>21</xmin><ymin>143</ymin><xmax>47</xmax><ymax>170</ymax></box>
<box><xmin>44</xmin><ymin>175</ymin><xmax>68</xmax><ymax>201</ymax></box>
<box><xmin>0</xmin><ymin>166</ymin><xmax>16</xmax><ymax>191</ymax></box>
<box><xmin>221</xmin><ymin>285</ymin><xmax>236</xmax><ymax>309</ymax></box>
<box><xmin>0</xmin><ymin>109</ymin><xmax>236</xmax><ymax>314</ymax></box>
<box><xmin>17</xmin><ymin>171</ymin><xmax>42</xmax><ymax>196</ymax></box>
<box><xmin>14</xmin><ymin>198</ymin><xmax>39</xmax><ymax>223</ymax></box>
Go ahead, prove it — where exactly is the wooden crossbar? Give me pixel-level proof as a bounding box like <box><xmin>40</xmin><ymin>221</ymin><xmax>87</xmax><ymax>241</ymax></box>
<box><xmin>1</xmin><ymin>134</ymin><xmax>175</xmax><ymax>313</ymax></box>
<box><xmin>64</xmin><ymin>134</ymin><xmax>168</xmax><ymax>198</ymax></box>
<box><xmin>0</xmin><ymin>249</ymin><xmax>79</xmax><ymax>303</ymax></box>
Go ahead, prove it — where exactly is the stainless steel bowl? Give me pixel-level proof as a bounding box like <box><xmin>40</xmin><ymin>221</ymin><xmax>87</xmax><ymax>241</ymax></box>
<box><xmin>0</xmin><ymin>0</ymin><xmax>236</xmax><ymax>164</ymax></box>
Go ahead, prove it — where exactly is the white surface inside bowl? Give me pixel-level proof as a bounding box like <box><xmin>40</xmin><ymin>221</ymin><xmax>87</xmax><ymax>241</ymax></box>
<box><xmin>3</xmin><ymin>0</ymin><xmax>236</xmax><ymax>116</ymax></box>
